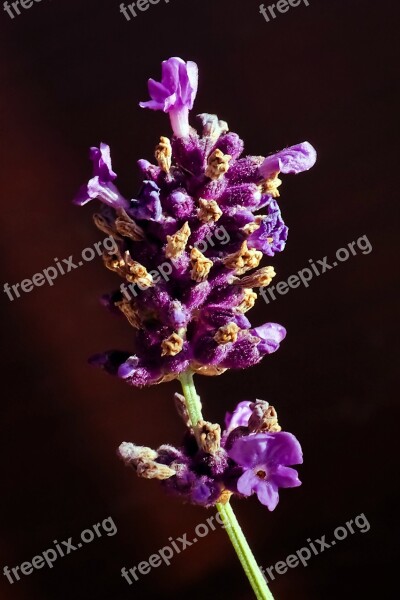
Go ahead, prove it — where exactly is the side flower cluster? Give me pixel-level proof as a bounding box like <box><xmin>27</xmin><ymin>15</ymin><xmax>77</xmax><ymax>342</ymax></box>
<box><xmin>74</xmin><ymin>57</ymin><xmax>316</xmax><ymax>388</ymax></box>
<box><xmin>118</xmin><ymin>398</ymin><xmax>303</xmax><ymax>511</ymax></box>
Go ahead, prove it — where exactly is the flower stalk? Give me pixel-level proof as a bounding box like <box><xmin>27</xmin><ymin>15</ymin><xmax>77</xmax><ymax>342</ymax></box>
<box><xmin>178</xmin><ymin>371</ymin><xmax>275</xmax><ymax>600</ymax></box>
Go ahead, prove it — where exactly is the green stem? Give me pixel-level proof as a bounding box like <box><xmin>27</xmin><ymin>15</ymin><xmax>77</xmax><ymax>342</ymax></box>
<box><xmin>178</xmin><ymin>371</ymin><xmax>275</xmax><ymax>600</ymax></box>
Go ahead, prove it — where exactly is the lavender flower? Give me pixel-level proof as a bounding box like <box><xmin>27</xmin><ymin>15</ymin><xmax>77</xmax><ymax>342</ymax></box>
<box><xmin>77</xmin><ymin>58</ymin><xmax>315</xmax><ymax>599</ymax></box>
<box><xmin>118</xmin><ymin>397</ymin><xmax>302</xmax><ymax>511</ymax></box>
<box><xmin>228</xmin><ymin>431</ymin><xmax>303</xmax><ymax>511</ymax></box>
<box><xmin>73</xmin><ymin>143</ymin><xmax>128</xmax><ymax>209</ymax></box>
<box><xmin>73</xmin><ymin>58</ymin><xmax>316</xmax><ymax>388</ymax></box>
<box><xmin>140</xmin><ymin>57</ymin><xmax>198</xmax><ymax>138</ymax></box>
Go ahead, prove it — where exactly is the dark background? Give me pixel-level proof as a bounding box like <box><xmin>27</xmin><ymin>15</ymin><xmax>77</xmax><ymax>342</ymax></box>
<box><xmin>0</xmin><ymin>0</ymin><xmax>398</xmax><ymax>598</ymax></box>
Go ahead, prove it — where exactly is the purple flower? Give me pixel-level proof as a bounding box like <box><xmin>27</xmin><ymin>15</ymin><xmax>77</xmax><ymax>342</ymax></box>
<box><xmin>140</xmin><ymin>57</ymin><xmax>198</xmax><ymax>138</ymax></box>
<box><xmin>228</xmin><ymin>432</ymin><xmax>303</xmax><ymax>510</ymax></box>
<box><xmin>259</xmin><ymin>142</ymin><xmax>317</xmax><ymax>179</ymax></box>
<box><xmin>75</xmin><ymin>58</ymin><xmax>316</xmax><ymax>388</ymax></box>
<box><xmin>73</xmin><ymin>143</ymin><xmax>129</xmax><ymax>209</ymax></box>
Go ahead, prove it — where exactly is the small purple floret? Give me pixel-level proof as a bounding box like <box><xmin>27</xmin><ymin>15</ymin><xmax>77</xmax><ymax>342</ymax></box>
<box><xmin>228</xmin><ymin>431</ymin><xmax>303</xmax><ymax>510</ymax></box>
<box><xmin>73</xmin><ymin>143</ymin><xmax>129</xmax><ymax>209</ymax></box>
<box><xmin>140</xmin><ymin>57</ymin><xmax>198</xmax><ymax>138</ymax></box>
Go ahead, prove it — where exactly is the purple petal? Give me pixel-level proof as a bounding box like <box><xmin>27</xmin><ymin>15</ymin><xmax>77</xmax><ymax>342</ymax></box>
<box><xmin>140</xmin><ymin>57</ymin><xmax>198</xmax><ymax>113</ymax></box>
<box><xmin>255</xmin><ymin>481</ymin><xmax>280</xmax><ymax>510</ymax></box>
<box><xmin>259</xmin><ymin>142</ymin><xmax>317</xmax><ymax>179</ymax></box>
<box><xmin>261</xmin><ymin>432</ymin><xmax>303</xmax><ymax>467</ymax></box>
<box><xmin>237</xmin><ymin>469</ymin><xmax>260</xmax><ymax>496</ymax></box>
<box><xmin>229</xmin><ymin>434</ymin><xmax>270</xmax><ymax>469</ymax></box>
<box><xmin>225</xmin><ymin>400</ymin><xmax>253</xmax><ymax>432</ymax></box>
<box><xmin>89</xmin><ymin>143</ymin><xmax>117</xmax><ymax>181</ymax></box>
<box><xmin>270</xmin><ymin>465</ymin><xmax>302</xmax><ymax>488</ymax></box>
<box><xmin>252</xmin><ymin>322</ymin><xmax>287</xmax><ymax>354</ymax></box>
<box><xmin>118</xmin><ymin>356</ymin><xmax>140</xmax><ymax>379</ymax></box>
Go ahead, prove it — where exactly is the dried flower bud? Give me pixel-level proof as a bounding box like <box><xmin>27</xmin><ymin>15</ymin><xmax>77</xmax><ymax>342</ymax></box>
<box><xmin>205</xmin><ymin>148</ymin><xmax>232</xmax><ymax>180</ymax></box>
<box><xmin>155</xmin><ymin>136</ymin><xmax>172</xmax><ymax>173</ymax></box>
<box><xmin>93</xmin><ymin>213</ymin><xmax>121</xmax><ymax>239</ymax></box>
<box><xmin>260</xmin><ymin>171</ymin><xmax>282</xmax><ymax>198</ymax></box>
<box><xmin>165</xmin><ymin>222</ymin><xmax>191</xmax><ymax>259</ymax></box>
<box><xmin>236</xmin><ymin>288</ymin><xmax>257</xmax><ymax>313</ymax></box>
<box><xmin>223</xmin><ymin>241</ymin><xmax>262</xmax><ymax>275</ymax></box>
<box><xmin>248</xmin><ymin>401</ymin><xmax>281</xmax><ymax>433</ymax></box>
<box><xmin>161</xmin><ymin>332</ymin><xmax>184</xmax><ymax>357</ymax></box>
<box><xmin>118</xmin><ymin>442</ymin><xmax>158</xmax><ymax>466</ymax></box>
<box><xmin>214</xmin><ymin>322</ymin><xmax>240</xmax><ymax>345</ymax></box>
<box><xmin>197</xmin><ymin>198</ymin><xmax>222</xmax><ymax>223</ymax></box>
<box><xmin>233</xmin><ymin>266</ymin><xmax>276</xmax><ymax>288</ymax></box>
<box><xmin>124</xmin><ymin>252</ymin><xmax>154</xmax><ymax>288</ymax></box>
<box><xmin>195</xmin><ymin>420</ymin><xmax>221</xmax><ymax>453</ymax></box>
<box><xmin>115</xmin><ymin>208</ymin><xmax>145</xmax><ymax>241</ymax></box>
<box><xmin>136</xmin><ymin>461</ymin><xmax>176</xmax><ymax>480</ymax></box>
<box><xmin>190</xmin><ymin>247</ymin><xmax>213</xmax><ymax>282</ymax></box>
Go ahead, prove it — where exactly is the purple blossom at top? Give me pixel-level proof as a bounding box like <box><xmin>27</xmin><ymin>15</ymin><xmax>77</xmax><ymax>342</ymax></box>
<box><xmin>228</xmin><ymin>431</ymin><xmax>303</xmax><ymax>510</ymax></box>
<box><xmin>73</xmin><ymin>143</ymin><xmax>128</xmax><ymax>209</ymax></box>
<box><xmin>140</xmin><ymin>57</ymin><xmax>198</xmax><ymax>138</ymax></box>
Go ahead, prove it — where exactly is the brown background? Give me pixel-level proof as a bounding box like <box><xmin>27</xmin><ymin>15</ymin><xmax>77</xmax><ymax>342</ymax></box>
<box><xmin>0</xmin><ymin>0</ymin><xmax>398</xmax><ymax>598</ymax></box>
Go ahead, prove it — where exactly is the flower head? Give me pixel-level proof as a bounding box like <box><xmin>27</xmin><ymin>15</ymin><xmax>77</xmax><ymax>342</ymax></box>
<box><xmin>74</xmin><ymin>58</ymin><xmax>316</xmax><ymax>388</ymax></box>
<box><xmin>228</xmin><ymin>431</ymin><xmax>303</xmax><ymax>510</ymax></box>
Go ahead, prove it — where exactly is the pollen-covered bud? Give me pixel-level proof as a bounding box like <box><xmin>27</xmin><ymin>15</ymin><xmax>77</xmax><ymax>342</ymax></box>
<box><xmin>260</xmin><ymin>171</ymin><xmax>282</xmax><ymax>198</ymax></box>
<box><xmin>223</xmin><ymin>241</ymin><xmax>262</xmax><ymax>275</ymax></box>
<box><xmin>214</xmin><ymin>322</ymin><xmax>240</xmax><ymax>345</ymax></box>
<box><xmin>233</xmin><ymin>266</ymin><xmax>276</xmax><ymax>288</ymax></box>
<box><xmin>118</xmin><ymin>442</ymin><xmax>158</xmax><ymax>466</ymax></box>
<box><xmin>124</xmin><ymin>252</ymin><xmax>154</xmax><ymax>288</ymax></box>
<box><xmin>165</xmin><ymin>221</ymin><xmax>191</xmax><ymax>259</ymax></box>
<box><xmin>115</xmin><ymin>208</ymin><xmax>145</xmax><ymax>241</ymax></box>
<box><xmin>236</xmin><ymin>288</ymin><xmax>257</xmax><ymax>313</ymax></box>
<box><xmin>161</xmin><ymin>332</ymin><xmax>184</xmax><ymax>356</ymax></box>
<box><xmin>248</xmin><ymin>401</ymin><xmax>281</xmax><ymax>433</ymax></box>
<box><xmin>155</xmin><ymin>136</ymin><xmax>172</xmax><ymax>173</ymax></box>
<box><xmin>118</xmin><ymin>442</ymin><xmax>176</xmax><ymax>480</ymax></box>
<box><xmin>190</xmin><ymin>247</ymin><xmax>213</xmax><ymax>282</ymax></box>
<box><xmin>197</xmin><ymin>198</ymin><xmax>222</xmax><ymax>223</ymax></box>
<box><xmin>136</xmin><ymin>461</ymin><xmax>177</xmax><ymax>480</ymax></box>
<box><xmin>195</xmin><ymin>420</ymin><xmax>221</xmax><ymax>454</ymax></box>
<box><xmin>205</xmin><ymin>148</ymin><xmax>232</xmax><ymax>180</ymax></box>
